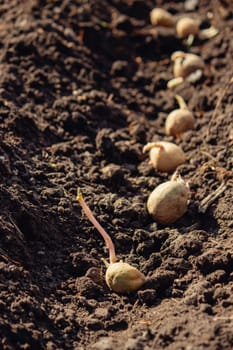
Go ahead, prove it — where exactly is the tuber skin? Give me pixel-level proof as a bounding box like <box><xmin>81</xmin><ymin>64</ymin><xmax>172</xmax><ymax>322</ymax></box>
<box><xmin>143</xmin><ymin>141</ymin><xmax>185</xmax><ymax>173</ymax></box>
<box><xmin>171</xmin><ymin>51</ymin><xmax>205</xmax><ymax>79</ymax></box>
<box><xmin>176</xmin><ymin>17</ymin><xmax>218</xmax><ymax>43</ymax></box>
<box><xmin>77</xmin><ymin>189</ymin><xmax>145</xmax><ymax>293</ymax></box>
<box><xmin>150</xmin><ymin>8</ymin><xmax>175</xmax><ymax>27</ymax></box>
<box><xmin>147</xmin><ymin>172</ymin><xmax>190</xmax><ymax>225</ymax></box>
<box><xmin>165</xmin><ymin>95</ymin><xmax>195</xmax><ymax>137</ymax></box>
<box><xmin>168</xmin><ymin>51</ymin><xmax>205</xmax><ymax>88</ymax></box>
<box><xmin>105</xmin><ymin>262</ymin><xmax>146</xmax><ymax>294</ymax></box>
<box><xmin>176</xmin><ymin>17</ymin><xmax>200</xmax><ymax>39</ymax></box>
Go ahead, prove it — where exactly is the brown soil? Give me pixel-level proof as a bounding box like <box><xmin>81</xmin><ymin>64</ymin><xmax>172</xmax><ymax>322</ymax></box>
<box><xmin>0</xmin><ymin>1</ymin><xmax>232</xmax><ymax>349</ymax></box>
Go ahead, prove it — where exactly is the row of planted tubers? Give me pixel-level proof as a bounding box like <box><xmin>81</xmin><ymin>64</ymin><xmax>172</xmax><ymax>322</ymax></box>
<box><xmin>150</xmin><ymin>7</ymin><xmax>217</xmax><ymax>88</ymax></box>
<box><xmin>143</xmin><ymin>94</ymin><xmax>194</xmax><ymax>171</ymax></box>
<box><xmin>143</xmin><ymin>7</ymin><xmax>218</xmax><ymax>226</ymax></box>
<box><xmin>150</xmin><ymin>7</ymin><xmax>218</xmax><ymax>41</ymax></box>
<box><xmin>143</xmin><ymin>94</ymin><xmax>194</xmax><ymax>225</ymax></box>
<box><xmin>77</xmin><ymin>8</ymin><xmax>218</xmax><ymax>294</ymax></box>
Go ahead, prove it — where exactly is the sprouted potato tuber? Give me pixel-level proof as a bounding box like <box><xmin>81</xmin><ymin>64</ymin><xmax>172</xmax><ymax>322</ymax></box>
<box><xmin>172</xmin><ymin>51</ymin><xmax>205</xmax><ymax>79</ymax></box>
<box><xmin>104</xmin><ymin>261</ymin><xmax>146</xmax><ymax>294</ymax></box>
<box><xmin>143</xmin><ymin>141</ymin><xmax>185</xmax><ymax>173</ymax></box>
<box><xmin>147</xmin><ymin>172</ymin><xmax>190</xmax><ymax>224</ymax></box>
<box><xmin>176</xmin><ymin>17</ymin><xmax>218</xmax><ymax>45</ymax></box>
<box><xmin>150</xmin><ymin>8</ymin><xmax>175</xmax><ymax>27</ymax></box>
<box><xmin>176</xmin><ymin>17</ymin><xmax>200</xmax><ymax>39</ymax></box>
<box><xmin>77</xmin><ymin>189</ymin><xmax>145</xmax><ymax>293</ymax></box>
<box><xmin>168</xmin><ymin>51</ymin><xmax>205</xmax><ymax>88</ymax></box>
<box><xmin>165</xmin><ymin>95</ymin><xmax>195</xmax><ymax>137</ymax></box>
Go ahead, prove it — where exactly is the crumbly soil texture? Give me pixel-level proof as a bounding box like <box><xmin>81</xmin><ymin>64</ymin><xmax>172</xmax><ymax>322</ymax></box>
<box><xmin>0</xmin><ymin>0</ymin><xmax>233</xmax><ymax>349</ymax></box>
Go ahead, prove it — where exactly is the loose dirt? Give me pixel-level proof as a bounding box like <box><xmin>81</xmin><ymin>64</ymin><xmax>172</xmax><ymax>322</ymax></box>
<box><xmin>0</xmin><ymin>1</ymin><xmax>232</xmax><ymax>349</ymax></box>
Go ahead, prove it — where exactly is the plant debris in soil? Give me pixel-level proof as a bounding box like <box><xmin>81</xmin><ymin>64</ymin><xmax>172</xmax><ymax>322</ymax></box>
<box><xmin>0</xmin><ymin>0</ymin><xmax>233</xmax><ymax>349</ymax></box>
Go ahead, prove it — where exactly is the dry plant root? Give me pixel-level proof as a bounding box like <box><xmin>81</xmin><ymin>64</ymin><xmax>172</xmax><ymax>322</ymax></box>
<box><xmin>198</xmin><ymin>182</ymin><xmax>228</xmax><ymax>214</ymax></box>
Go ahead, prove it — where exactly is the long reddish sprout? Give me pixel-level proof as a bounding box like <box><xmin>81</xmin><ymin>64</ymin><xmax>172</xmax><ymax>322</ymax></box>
<box><xmin>77</xmin><ymin>188</ymin><xmax>117</xmax><ymax>264</ymax></box>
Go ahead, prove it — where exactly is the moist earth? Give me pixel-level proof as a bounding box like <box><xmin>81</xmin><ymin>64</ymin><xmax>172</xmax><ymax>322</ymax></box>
<box><xmin>0</xmin><ymin>0</ymin><xmax>232</xmax><ymax>349</ymax></box>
